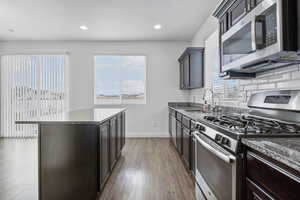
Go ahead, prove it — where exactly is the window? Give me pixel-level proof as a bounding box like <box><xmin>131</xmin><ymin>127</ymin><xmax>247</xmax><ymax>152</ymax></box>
<box><xmin>1</xmin><ymin>55</ymin><xmax>67</xmax><ymax>137</ymax></box>
<box><xmin>94</xmin><ymin>55</ymin><xmax>146</xmax><ymax>104</ymax></box>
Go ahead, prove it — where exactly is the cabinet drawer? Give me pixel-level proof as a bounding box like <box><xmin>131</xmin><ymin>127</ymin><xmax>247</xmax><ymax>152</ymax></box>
<box><xmin>176</xmin><ymin>112</ymin><xmax>182</xmax><ymax>121</ymax></box>
<box><xmin>246</xmin><ymin>152</ymin><xmax>300</xmax><ymax>200</ymax></box>
<box><xmin>182</xmin><ymin>116</ymin><xmax>191</xmax><ymax>129</ymax></box>
<box><xmin>246</xmin><ymin>178</ymin><xmax>274</xmax><ymax>200</ymax></box>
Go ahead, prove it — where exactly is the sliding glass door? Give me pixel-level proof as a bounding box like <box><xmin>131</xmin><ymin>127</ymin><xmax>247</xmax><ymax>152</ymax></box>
<box><xmin>1</xmin><ymin>55</ymin><xmax>67</xmax><ymax>137</ymax></box>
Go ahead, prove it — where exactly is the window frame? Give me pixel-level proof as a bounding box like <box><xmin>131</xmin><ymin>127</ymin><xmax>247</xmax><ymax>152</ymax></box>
<box><xmin>93</xmin><ymin>54</ymin><xmax>147</xmax><ymax>105</ymax></box>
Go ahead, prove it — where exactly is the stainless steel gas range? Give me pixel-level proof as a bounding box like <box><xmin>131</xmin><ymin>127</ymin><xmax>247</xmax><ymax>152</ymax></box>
<box><xmin>193</xmin><ymin>90</ymin><xmax>300</xmax><ymax>200</ymax></box>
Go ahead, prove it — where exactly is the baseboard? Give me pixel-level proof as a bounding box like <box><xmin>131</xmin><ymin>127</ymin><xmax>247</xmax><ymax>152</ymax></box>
<box><xmin>126</xmin><ymin>132</ymin><xmax>170</xmax><ymax>138</ymax></box>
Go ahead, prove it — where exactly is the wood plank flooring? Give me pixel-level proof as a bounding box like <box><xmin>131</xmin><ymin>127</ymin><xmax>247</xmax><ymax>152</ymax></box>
<box><xmin>98</xmin><ymin>138</ymin><xmax>196</xmax><ymax>200</ymax></box>
<box><xmin>0</xmin><ymin>138</ymin><xmax>195</xmax><ymax>200</ymax></box>
<box><xmin>0</xmin><ymin>138</ymin><xmax>38</xmax><ymax>200</ymax></box>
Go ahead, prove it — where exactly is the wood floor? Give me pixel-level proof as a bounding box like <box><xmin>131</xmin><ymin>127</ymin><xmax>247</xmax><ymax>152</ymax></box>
<box><xmin>98</xmin><ymin>138</ymin><xmax>196</xmax><ymax>200</ymax></box>
<box><xmin>0</xmin><ymin>138</ymin><xmax>38</xmax><ymax>200</ymax></box>
<box><xmin>0</xmin><ymin>138</ymin><xmax>195</xmax><ymax>200</ymax></box>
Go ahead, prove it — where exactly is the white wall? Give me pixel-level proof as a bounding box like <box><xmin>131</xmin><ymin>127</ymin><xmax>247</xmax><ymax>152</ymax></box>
<box><xmin>189</xmin><ymin>15</ymin><xmax>219</xmax><ymax>102</ymax></box>
<box><xmin>0</xmin><ymin>41</ymin><xmax>190</xmax><ymax>137</ymax></box>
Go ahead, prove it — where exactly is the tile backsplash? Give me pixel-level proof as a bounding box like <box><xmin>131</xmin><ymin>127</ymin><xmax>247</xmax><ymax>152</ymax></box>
<box><xmin>190</xmin><ymin>64</ymin><xmax>300</xmax><ymax>108</ymax></box>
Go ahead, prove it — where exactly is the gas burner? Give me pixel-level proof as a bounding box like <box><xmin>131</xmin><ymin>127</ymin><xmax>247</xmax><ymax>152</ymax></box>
<box><xmin>203</xmin><ymin>115</ymin><xmax>300</xmax><ymax>135</ymax></box>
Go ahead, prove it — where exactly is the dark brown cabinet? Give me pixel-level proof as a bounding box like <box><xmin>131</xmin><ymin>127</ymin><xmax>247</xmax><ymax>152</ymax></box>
<box><xmin>98</xmin><ymin>111</ymin><xmax>126</xmax><ymax>195</ymax></box>
<box><xmin>178</xmin><ymin>47</ymin><xmax>204</xmax><ymax>90</ymax></box>
<box><xmin>245</xmin><ymin>150</ymin><xmax>300</xmax><ymax>200</ymax></box>
<box><xmin>40</xmin><ymin>124</ymin><xmax>98</xmax><ymax>200</ymax></box>
<box><xmin>116</xmin><ymin>114</ymin><xmax>122</xmax><ymax>157</ymax></box>
<box><xmin>169</xmin><ymin>109</ymin><xmax>194</xmax><ymax>174</ymax></box>
<box><xmin>228</xmin><ymin>0</ymin><xmax>247</xmax><ymax>26</ymax></box>
<box><xmin>110</xmin><ymin>117</ymin><xmax>117</xmax><ymax>170</ymax></box>
<box><xmin>99</xmin><ymin>122</ymin><xmax>110</xmax><ymax>191</ymax></box>
<box><xmin>183</xmin><ymin>55</ymin><xmax>190</xmax><ymax>88</ymax></box>
<box><xmin>176</xmin><ymin>120</ymin><xmax>182</xmax><ymax>155</ymax></box>
<box><xmin>214</xmin><ymin>0</ymin><xmax>263</xmax><ymax>35</ymax></box>
<box><xmin>182</xmin><ymin>127</ymin><xmax>191</xmax><ymax>169</ymax></box>
<box><xmin>121</xmin><ymin>112</ymin><xmax>126</xmax><ymax>149</ymax></box>
<box><xmin>246</xmin><ymin>178</ymin><xmax>273</xmax><ymax>200</ymax></box>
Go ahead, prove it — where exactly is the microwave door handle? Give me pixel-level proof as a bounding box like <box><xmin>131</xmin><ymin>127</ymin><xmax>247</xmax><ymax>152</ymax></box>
<box><xmin>255</xmin><ymin>15</ymin><xmax>266</xmax><ymax>50</ymax></box>
<box><xmin>194</xmin><ymin>133</ymin><xmax>236</xmax><ymax>164</ymax></box>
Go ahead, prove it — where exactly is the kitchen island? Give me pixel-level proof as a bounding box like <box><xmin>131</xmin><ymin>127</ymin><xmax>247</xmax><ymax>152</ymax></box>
<box><xmin>16</xmin><ymin>108</ymin><xmax>126</xmax><ymax>200</ymax></box>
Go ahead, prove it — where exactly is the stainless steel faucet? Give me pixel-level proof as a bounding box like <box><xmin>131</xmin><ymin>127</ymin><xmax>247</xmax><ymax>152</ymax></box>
<box><xmin>202</xmin><ymin>88</ymin><xmax>215</xmax><ymax>107</ymax></box>
<box><xmin>202</xmin><ymin>88</ymin><xmax>221</xmax><ymax>112</ymax></box>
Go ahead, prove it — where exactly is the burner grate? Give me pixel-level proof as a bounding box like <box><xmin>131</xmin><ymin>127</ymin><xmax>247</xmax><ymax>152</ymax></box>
<box><xmin>203</xmin><ymin>115</ymin><xmax>300</xmax><ymax>135</ymax></box>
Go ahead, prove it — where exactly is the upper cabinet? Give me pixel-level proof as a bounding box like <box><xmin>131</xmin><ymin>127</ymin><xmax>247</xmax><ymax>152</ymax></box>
<box><xmin>178</xmin><ymin>47</ymin><xmax>204</xmax><ymax>90</ymax></box>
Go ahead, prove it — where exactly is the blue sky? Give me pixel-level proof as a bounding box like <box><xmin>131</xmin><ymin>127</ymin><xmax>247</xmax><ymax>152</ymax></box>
<box><xmin>95</xmin><ymin>56</ymin><xmax>146</xmax><ymax>96</ymax></box>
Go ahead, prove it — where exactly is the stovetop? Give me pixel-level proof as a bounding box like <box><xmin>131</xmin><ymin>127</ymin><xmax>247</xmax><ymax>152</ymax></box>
<box><xmin>202</xmin><ymin>114</ymin><xmax>300</xmax><ymax>136</ymax></box>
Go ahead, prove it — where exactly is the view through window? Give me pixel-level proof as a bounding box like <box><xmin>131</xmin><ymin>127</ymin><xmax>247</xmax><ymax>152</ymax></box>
<box><xmin>94</xmin><ymin>55</ymin><xmax>146</xmax><ymax>104</ymax></box>
<box><xmin>0</xmin><ymin>55</ymin><xmax>67</xmax><ymax>137</ymax></box>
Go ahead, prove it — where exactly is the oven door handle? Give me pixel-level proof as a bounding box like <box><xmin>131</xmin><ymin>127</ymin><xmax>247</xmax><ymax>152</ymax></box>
<box><xmin>194</xmin><ymin>133</ymin><xmax>236</xmax><ymax>164</ymax></box>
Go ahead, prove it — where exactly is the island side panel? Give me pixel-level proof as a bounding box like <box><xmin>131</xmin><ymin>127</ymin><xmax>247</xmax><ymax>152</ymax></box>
<box><xmin>39</xmin><ymin>123</ymin><xmax>98</xmax><ymax>200</ymax></box>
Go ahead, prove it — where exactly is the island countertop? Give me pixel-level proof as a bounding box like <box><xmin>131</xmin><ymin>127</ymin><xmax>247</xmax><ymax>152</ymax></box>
<box><xmin>15</xmin><ymin>108</ymin><xmax>126</xmax><ymax>125</ymax></box>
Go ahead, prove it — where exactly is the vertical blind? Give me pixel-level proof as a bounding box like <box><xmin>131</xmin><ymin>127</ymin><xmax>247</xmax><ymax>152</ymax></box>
<box><xmin>1</xmin><ymin>55</ymin><xmax>67</xmax><ymax>137</ymax></box>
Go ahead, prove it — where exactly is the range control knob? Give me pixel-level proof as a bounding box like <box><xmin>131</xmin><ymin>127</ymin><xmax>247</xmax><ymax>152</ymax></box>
<box><xmin>215</xmin><ymin>134</ymin><xmax>222</xmax><ymax>142</ymax></box>
<box><xmin>221</xmin><ymin>137</ymin><xmax>231</xmax><ymax>147</ymax></box>
<box><xmin>195</xmin><ymin>123</ymin><xmax>205</xmax><ymax>132</ymax></box>
<box><xmin>198</xmin><ymin>125</ymin><xmax>206</xmax><ymax>132</ymax></box>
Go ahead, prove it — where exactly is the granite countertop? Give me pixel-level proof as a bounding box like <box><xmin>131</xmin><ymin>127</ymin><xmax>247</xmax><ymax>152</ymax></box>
<box><xmin>15</xmin><ymin>108</ymin><xmax>126</xmax><ymax>124</ymax></box>
<box><xmin>242</xmin><ymin>138</ymin><xmax>300</xmax><ymax>173</ymax></box>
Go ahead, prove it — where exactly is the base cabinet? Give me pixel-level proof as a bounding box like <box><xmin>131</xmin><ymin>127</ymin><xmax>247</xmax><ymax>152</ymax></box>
<box><xmin>245</xmin><ymin>150</ymin><xmax>300</xmax><ymax>200</ymax></box>
<box><xmin>246</xmin><ymin>178</ymin><xmax>274</xmax><ymax>200</ymax></box>
<box><xmin>98</xmin><ymin>112</ymin><xmax>125</xmax><ymax>195</ymax></box>
<box><xmin>110</xmin><ymin>117</ymin><xmax>117</xmax><ymax>170</ymax></box>
<box><xmin>99</xmin><ymin>122</ymin><xmax>110</xmax><ymax>191</ymax></box>
<box><xmin>169</xmin><ymin>109</ymin><xmax>193</xmax><ymax>174</ymax></box>
<box><xmin>117</xmin><ymin>114</ymin><xmax>122</xmax><ymax>157</ymax></box>
<box><xmin>121</xmin><ymin>112</ymin><xmax>126</xmax><ymax>149</ymax></box>
<box><xmin>176</xmin><ymin>120</ymin><xmax>182</xmax><ymax>155</ymax></box>
<box><xmin>182</xmin><ymin>127</ymin><xmax>191</xmax><ymax>169</ymax></box>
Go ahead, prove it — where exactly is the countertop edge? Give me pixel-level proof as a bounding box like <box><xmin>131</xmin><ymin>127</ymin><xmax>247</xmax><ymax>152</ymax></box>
<box><xmin>15</xmin><ymin>108</ymin><xmax>126</xmax><ymax>125</ymax></box>
<box><xmin>242</xmin><ymin>138</ymin><xmax>300</xmax><ymax>173</ymax></box>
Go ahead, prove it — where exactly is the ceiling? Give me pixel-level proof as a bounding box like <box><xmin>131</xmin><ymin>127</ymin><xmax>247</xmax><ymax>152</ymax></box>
<box><xmin>0</xmin><ymin>0</ymin><xmax>220</xmax><ymax>41</ymax></box>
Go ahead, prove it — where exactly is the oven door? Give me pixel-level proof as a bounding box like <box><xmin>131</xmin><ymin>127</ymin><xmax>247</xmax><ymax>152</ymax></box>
<box><xmin>194</xmin><ymin>132</ymin><xmax>237</xmax><ymax>200</ymax></box>
<box><xmin>221</xmin><ymin>0</ymin><xmax>280</xmax><ymax>72</ymax></box>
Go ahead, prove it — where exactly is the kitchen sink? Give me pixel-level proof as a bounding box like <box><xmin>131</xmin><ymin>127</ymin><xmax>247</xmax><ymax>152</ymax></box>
<box><xmin>184</xmin><ymin>109</ymin><xmax>203</xmax><ymax>112</ymax></box>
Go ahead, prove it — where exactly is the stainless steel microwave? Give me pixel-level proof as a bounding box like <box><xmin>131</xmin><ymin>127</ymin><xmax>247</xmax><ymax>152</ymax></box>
<box><xmin>214</xmin><ymin>0</ymin><xmax>300</xmax><ymax>76</ymax></box>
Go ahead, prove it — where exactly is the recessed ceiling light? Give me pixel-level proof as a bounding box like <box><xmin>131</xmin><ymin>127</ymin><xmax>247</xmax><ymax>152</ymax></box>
<box><xmin>79</xmin><ymin>25</ymin><xmax>88</xmax><ymax>30</ymax></box>
<box><xmin>154</xmin><ymin>24</ymin><xmax>162</xmax><ymax>30</ymax></box>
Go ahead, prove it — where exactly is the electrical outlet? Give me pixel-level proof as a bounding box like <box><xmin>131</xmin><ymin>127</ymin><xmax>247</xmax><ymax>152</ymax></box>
<box><xmin>152</xmin><ymin>121</ymin><xmax>159</xmax><ymax>127</ymax></box>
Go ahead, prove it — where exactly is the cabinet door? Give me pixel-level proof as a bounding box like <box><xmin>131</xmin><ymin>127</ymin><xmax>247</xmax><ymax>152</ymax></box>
<box><xmin>176</xmin><ymin>121</ymin><xmax>182</xmax><ymax>155</ymax></box>
<box><xmin>179</xmin><ymin>61</ymin><xmax>185</xmax><ymax>89</ymax></box>
<box><xmin>189</xmin><ymin>50</ymin><xmax>204</xmax><ymax>88</ymax></box>
<box><xmin>183</xmin><ymin>55</ymin><xmax>190</xmax><ymax>88</ymax></box>
<box><xmin>99</xmin><ymin>122</ymin><xmax>110</xmax><ymax>191</ymax></box>
<box><xmin>110</xmin><ymin>117</ymin><xmax>117</xmax><ymax>170</ymax></box>
<box><xmin>182</xmin><ymin>127</ymin><xmax>190</xmax><ymax>169</ymax></box>
<box><xmin>229</xmin><ymin>0</ymin><xmax>247</xmax><ymax>26</ymax></box>
<box><xmin>116</xmin><ymin>114</ymin><xmax>122</xmax><ymax>157</ymax></box>
<box><xmin>121</xmin><ymin>112</ymin><xmax>126</xmax><ymax>149</ymax></box>
<box><xmin>220</xmin><ymin>14</ymin><xmax>229</xmax><ymax>35</ymax></box>
<box><xmin>246</xmin><ymin>152</ymin><xmax>300</xmax><ymax>200</ymax></box>
<box><xmin>246</xmin><ymin>179</ymin><xmax>274</xmax><ymax>200</ymax></box>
